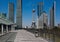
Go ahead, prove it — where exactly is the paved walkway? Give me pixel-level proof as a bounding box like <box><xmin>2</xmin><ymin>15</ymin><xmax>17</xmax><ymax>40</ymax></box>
<box><xmin>14</xmin><ymin>30</ymin><xmax>48</xmax><ymax>42</ymax></box>
<box><xmin>0</xmin><ymin>32</ymin><xmax>17</xmax><ymax>42</ymax></box>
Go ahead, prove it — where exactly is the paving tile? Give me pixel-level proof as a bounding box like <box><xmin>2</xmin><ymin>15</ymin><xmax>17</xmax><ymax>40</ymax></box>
<box><xmin>14</xmin><ymin>30</ymin><xmax>48</xmax><ymax>42</ymax></box>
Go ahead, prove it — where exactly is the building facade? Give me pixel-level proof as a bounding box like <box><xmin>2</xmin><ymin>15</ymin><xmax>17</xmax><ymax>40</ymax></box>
<box><xmin>8</xmin><ymin>2</ymin><xmax>14</xmax><ymax>23</ymax></box>
<box><xmin>16</xmin><ymin>0</ymin><xmax>22</xmax><ymax>28</ymax></box>
<box><xmin>37</xmin><ymin>2</ymin><xmax>43</xmax><ymax>18</ymax></box>
<box><xmin>50</xmin><ymin>2</ymin><xmax>55</xmax><ymax>29</ymax></box>
<box><xmin>37</xmin><ymin>12</ymin><xmax>48</xmax><ymax>29</ymax></box>
<box><xmin>0</xmin><ymin>13</ymin><xmax>14</xmax><ymax>35</ymax></box>
<box><xmin>58</xmin><ymin>24</ymin><xmax>60</xmax><ymax>28</ymax></box>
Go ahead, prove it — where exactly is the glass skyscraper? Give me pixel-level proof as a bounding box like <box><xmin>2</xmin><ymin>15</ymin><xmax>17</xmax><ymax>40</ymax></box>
<box><xmin>16</xmin><ymin>0</ymin><xmax>22</xmax><ymax>28</ymax></box>
<box><xmin>37</xmin><ymin>2</ymin><xmax>43</xmax><ymax>18</ymax></box>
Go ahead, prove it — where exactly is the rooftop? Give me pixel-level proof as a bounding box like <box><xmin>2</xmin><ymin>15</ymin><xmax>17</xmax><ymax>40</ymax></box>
<box><xmin>0</xmin><ymin>13</ymin><xmax>14</xmax><ymax>25</ymax></box>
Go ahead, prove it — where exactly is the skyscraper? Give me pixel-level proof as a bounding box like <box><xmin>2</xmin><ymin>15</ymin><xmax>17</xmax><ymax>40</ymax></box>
<box><xmin>8</xmin><ymin>2</ymin><xmax>14</xmax><ymax>23</ymax></box>
<box><xmin>58</xmin><ymin>24</ymin><xmax>60</xmax><ymax>28</ymax></box>
<box><xmin>37</xmin><ymin>2</ymin><xmax>43</xmax><ymax>18</ymax></box>
<box><xmin>16</xmin><ymin>0</ymin><xmax>22</xmax><ymax>28</ymax></box>
<box><xmin>50</xmin><ymin>1</ymin><xmax>56</xmax><ymax>29</ymax></box>
<box><xmin>37</xmin><ymin>11</ymin><xmax>48</xmax><ymax>29</ymax></box>
<box><xmin>50</xmin><ymin>7</ymin><xmax>54</xmax><ymax>29</ymax></box>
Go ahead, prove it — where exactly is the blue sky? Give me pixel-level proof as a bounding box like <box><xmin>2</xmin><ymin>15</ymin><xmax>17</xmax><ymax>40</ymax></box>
<box><xmin>0</xmin><ymin>0</ymin><xmax>60</xmax><ymax>27</ymax></box>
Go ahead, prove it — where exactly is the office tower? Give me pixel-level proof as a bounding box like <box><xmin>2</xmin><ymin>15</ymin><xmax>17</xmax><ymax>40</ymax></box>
<box><xmin>37</xmin><ymin>11</ymin><xmax>48</xmax><ymax>29</ymax></box>
<box><xmin>37</xmin><ymin>2</ymin><xmax>43</xmax><ymax>18</ymax></box>
<box><xmin>16</xmin><ymin>0</ymin><xmax>22</xmax><ymax>28</ymax></box>
<box><xmin>50</xmin><ymin>7</ymin><xmax>54</xmax><ymax>29</ymax></box>
<box><xmin>8</xmin><ymin>3</ymin><xmax>14</xmax><ymax>23</ymax></box>
<box><xmin>58</xmin><ymin>24</ymin><xmax>60</xmax><ymax>28</ymax></box>
<box><xmin>50</xmin><ymin>1</ymin><xmax>56</xmax><ymax>29</ymax></box>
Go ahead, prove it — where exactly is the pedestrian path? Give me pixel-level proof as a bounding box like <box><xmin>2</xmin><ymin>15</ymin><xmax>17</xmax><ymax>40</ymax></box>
<box><xmin>0</xmin><ymin>32</ymin><xmax>17</xmax><ymax>42</ymax></box>
<box><xmin>14</xmin><ymin>30</ymin><xmax>48</xmax><ymax>42</ymax></box>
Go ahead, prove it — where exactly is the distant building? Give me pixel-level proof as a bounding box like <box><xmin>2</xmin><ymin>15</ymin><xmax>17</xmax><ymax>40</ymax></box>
<box><xmin>25</xmin><ymin>26</ymin><xmax>28</xmax><ymax>28</ymax></box>
<box><xmin>58</xmin><ymin>24</ymin><xmax>60</xmax><ymax>28</ymax></box>
<box><xmin>0</xmin><ymin>13</ymin><xmax>7</xmax><ymax>19</ymax></box>
<box><xmin>50</xmin><ymin>2</ymin><xmax>55</xmax><ymax>29</ymax></box>
<box><xmin>37</xmin><ymin>11</ymin><xmax>48</xmax><ymax>29</ymax></box>
<box><xmin>8</xmin><ymin>2</ymin><xmax>14</xmax><ymax>23</ymax></box>
<box><xmin>37</xmin><ymin>2</ymin><xmax>43</xmax><ymax>18</ymax></box>
<box><xmin>16</xmin><ymin>0</ymin><xmax>22</xmax><ymax>28</ymax></box>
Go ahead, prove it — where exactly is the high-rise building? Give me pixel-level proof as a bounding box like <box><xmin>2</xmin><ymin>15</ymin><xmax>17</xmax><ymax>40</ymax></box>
<box><xmin>16</xmin><ymin>0</ymin><xmax>22</xmax><ymax>28</ymax></box>
<box><xmin>58</xmin><ymin>24</ymin><xmax>60</xmax><ymax>28</ymax></box>
<box><xmin>50</xmin><ymin>7</ymin><xmax>54</xmax><ymax>29</ymax></box>
<box><xmin>8</xmin><ymin>2</ymin><xmax>14</xmax><ymax>23</ymax></box>
<box><xmin>37</xmin><ymin>11</ymin><xmax>48</xmax><ymax>29</ymax></box>
<box><xmin>50</xmin><ymin>1</ymin><xmax>55</xmax><ymax>29</ymax></box>
<box><xmin>37</xmin><ymin>2</ymin><xmax>43</xmax><ymax>18</ymax></box>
